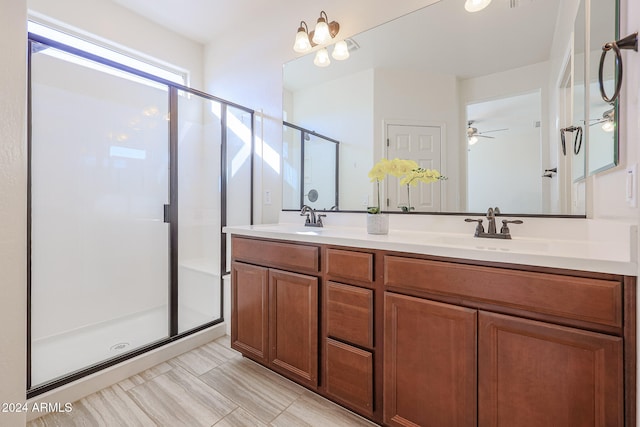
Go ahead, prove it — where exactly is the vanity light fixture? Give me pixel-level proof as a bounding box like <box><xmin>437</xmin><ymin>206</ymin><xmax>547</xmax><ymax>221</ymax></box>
<box><xmin>312</xmin><ymin>11</ymin><xmax>339</xmax><ymax>44</ymax></box>
<box><xmin>465</xmin><ymin>0</ymin><xmax>492</xmax><ymax>12</ymax></box>
<box><xmin>292</xmin><ymin>11</ymin><xmax>341</xmax><ymax>55</ymax></box>
<box><xmin>293</xmin><ymin>21</ymin><xmax>312</xmax><ymax>53</ymax></box>
<box><xmin>293</xmin><ymin>12</ymin><xmax>349</xmax><ymax>68</ymax></box>
<box><xmin>332</xmin><ymin>40</ymin><xmax>350</xmax><ymax>60</ymax></box>
<box><xmin>314</xmin><ymin>48</ymin><xmax>331</xmax><ymax>67</ymax></box>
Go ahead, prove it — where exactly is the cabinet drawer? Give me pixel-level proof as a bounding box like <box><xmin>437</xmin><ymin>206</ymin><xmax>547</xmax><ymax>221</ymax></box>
<box><xmin>326</xmin><ymin>282</ymin><xmax>374</xmax><ymax>348</ymax></box>
<box><xmin>325</xmin><ymin>338</ymin><xmax>374</xmax><ymax>417</ymax></box>
<box><xmin>384</xmin><ymin>256</ymin><xmax>622</xmax><ymax>330</ymax></box>
<box><xmin>232</xmin><ymin>236</ymin><xmax>319</xmax><ymax>274</ymax></box>
<box><xmin>326</xmin><ymin>248</ymin><xmax>374</xmax><ymax>286</ymax></box>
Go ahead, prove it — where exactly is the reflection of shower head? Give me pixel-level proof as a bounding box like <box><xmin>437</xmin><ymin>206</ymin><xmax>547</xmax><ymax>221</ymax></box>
<box><xmin>303</xmin><ymin>132</ymin><xmax>311</xmax><ymax>141</ymax></box>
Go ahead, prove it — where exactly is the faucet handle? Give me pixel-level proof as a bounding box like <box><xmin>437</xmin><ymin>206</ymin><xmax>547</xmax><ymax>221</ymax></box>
<box><xmin>494</xmin><ymin>207</ymin><xmax>501</xmax><ymax>215</ymax></box>
<box><xmin>302</xmin><ymin>213</ymin><xmax>310</xmax><ymax>223</ymax></box>
<box><xmin>317</xmin><ymin>214</ymin><xmax>326</xmax><ymax>226</ymax></box>
<box><xmin>500</xmin><ymin>219</ymin><xmax>523</xmax><ymax>237</ymax></box>
<box><xmin>464</xmin><ymin>218</ymin><xmax>484</xmax><ymax>236</ymax></box>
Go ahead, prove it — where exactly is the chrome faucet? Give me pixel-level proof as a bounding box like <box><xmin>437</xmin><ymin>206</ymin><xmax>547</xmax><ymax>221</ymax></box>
<box><xmin>300</xmin><ymin>205</ymin><xmax>326</xmax><ymax>227</ymax></box>
<box><xmin>464</xmin><ymin>206</ymin><xmax>522</xmax><ymax>239</ymax></box>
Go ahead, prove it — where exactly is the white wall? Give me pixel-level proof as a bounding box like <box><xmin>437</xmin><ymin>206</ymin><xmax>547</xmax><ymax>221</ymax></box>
<box><xmin>0</xmin><ymin>0</ymin><xmax>27</xmax><ymax>425</ymax></box>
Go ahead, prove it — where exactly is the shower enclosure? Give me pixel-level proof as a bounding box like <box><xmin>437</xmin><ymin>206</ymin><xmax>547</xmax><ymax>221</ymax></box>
<box><xmin>27</xmin><ymin>32</ymin><xmax>253</xmax><ymax>397</ymax></box>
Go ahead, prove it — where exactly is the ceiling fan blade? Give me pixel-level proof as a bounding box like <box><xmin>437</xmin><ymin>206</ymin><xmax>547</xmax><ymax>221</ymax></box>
<box><xmin>479</xmin><ymin>128</ymin><xmax>509</xmax><ymax>134</ymax></box>
<box><xmin>477</xmin><ymin>135</ymin><xmax>495</xmax><ymax>139</ymax></box>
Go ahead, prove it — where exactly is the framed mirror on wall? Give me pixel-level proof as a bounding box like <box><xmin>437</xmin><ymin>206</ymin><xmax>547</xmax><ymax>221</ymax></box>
<box><xmin>282</xmin><ymin>0</ymin><xmax>619</xmax><ymax>216</ymax></box>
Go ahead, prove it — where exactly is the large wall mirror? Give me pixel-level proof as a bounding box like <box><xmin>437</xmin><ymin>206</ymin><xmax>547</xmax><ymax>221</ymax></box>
<box><xmin>282</xmin><ymin>0</ymin><xmax>618</xmax><ymax>215</ymax></box>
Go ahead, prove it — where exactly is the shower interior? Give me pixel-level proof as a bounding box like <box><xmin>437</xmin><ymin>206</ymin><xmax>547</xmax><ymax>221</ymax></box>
<box><xmin>28</xmin><ymin>34</ymin><xmax>252</xmax><ymax>391</ymax></box>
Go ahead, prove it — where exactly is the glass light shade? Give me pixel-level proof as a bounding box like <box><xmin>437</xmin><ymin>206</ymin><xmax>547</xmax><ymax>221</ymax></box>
<box><xmin>468</xmin><ymin>135</ymin><xmax>479</xmax><ymax>145</ymax></box>
<box><xmin>332</xmin><ymin>40</ymin><xmax>349</xmax><ymax>60</ymax></box>
<box><xmin>312</xmin><ymin>19</ymin><xmax>331</xmax><ymax>44</ymax></box>
<box><xmin>293</xmin><ymin>28</ymin><xmax>312</xmax><ymax>53</ymax></box>
<box><xmin>465</xmin><ymin>0</ymin><xmax>492</xmax><ymax>12</ymax></box>
<box><xmin>314</xmin><ymin>48</ymin><xmax>331</xmax><ymax>67</ymax></box>
<box><xmin>602</xmin><ymin>120</ymin><xmax>615</xmax><ymax>132</ymax></box>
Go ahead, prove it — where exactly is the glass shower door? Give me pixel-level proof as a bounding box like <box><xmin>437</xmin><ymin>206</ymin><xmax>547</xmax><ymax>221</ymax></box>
<box><xmin>177</xmin><ymin>92</ymin><xmax>223</xmax><ymax>333</ymax></box>
<box><xmin>30</xmin><ymin>43</ymin><xmax>170</xmax><ymax>386</ymax></box>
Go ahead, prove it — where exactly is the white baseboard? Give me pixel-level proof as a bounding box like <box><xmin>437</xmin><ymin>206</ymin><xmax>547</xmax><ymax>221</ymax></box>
<box><xmin>26</xmin><ymin>323</ymin><xmax>227</xmax><ymax>421</ymax></box>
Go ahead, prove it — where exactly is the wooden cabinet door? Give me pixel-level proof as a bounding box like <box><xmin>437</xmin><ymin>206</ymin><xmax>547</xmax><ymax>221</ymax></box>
<box><xmin>384</xmin><ymin>292</ymin><xmax>477</xmax><ymax>427</ymax></box>
<box><xmin>231</xmin><ymin>261</ymin><xmax>269</xmax><ymax>364</ymax></box>
<box><xmin>479</xmin><ymin>311</ymin><xmax>623</xmax><ymax>427</ymax></box>
<box><xmin>269</xmin><ymin>268</ymin><xmax>318</xmax><ymax>387</ymax></box>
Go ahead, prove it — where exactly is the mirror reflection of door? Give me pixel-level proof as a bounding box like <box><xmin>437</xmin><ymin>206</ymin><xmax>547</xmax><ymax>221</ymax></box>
<box><xmin>385</xmin><ymin>124</ymin><xmax>442</xmax><ymax>212</ymax></box>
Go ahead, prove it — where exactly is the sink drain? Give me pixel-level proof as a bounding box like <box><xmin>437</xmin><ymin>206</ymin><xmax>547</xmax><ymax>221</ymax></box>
<box><xmin>110</xmin><ymin>342</ymin><xmax>130</xmax><ymax>352</ymax></box>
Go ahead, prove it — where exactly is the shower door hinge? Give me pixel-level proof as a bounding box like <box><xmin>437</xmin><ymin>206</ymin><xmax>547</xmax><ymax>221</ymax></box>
<box><xmin>164</xmin><ymin>204</ymin><xmax>171</xmax><ymax>223</ymax></box>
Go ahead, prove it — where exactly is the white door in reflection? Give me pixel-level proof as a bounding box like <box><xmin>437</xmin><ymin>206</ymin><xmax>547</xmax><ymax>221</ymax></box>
<box><xmin>386</xmin><ymin>124</ymin><xmax>442</xmax><ymax>212</ymax></box>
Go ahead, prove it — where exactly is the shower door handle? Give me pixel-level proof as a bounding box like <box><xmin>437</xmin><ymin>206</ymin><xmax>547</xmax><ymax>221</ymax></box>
<box><xmin>163</xmin><ymin>204</ymin><xmax>171</xmax><ymax>223</ymax></box>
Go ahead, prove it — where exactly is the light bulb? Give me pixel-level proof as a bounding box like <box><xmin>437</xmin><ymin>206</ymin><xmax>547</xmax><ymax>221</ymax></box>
<box><xmin>465</xmin><ymin>0</ymin><xmax>492</xmax><ymax>12</ymax></box>
<box><xmin>602</xmin><ymin>120</ymin><xmax>615</xmax><ymax>132</ymax></box>
<box><xmin>314</xmin><ymin>48</ymin><xmax>331</xmax><ymax>67</ymax></box>
<box><xmin>312</xmin><ymin>16</ymin><xmax>331</xmax><ymax>44</ymax></box>
<box><xmin>293</xmin><ymin>26</ymin><xmax>311</xmax><ymax>53</ymax></box>
<box><xmin>332</xmin><ymin>40</ymin><xmax>349</xmax><ymax>60</ymax></box>
<box><xmin>468</xmin><ymin>135</ymin><xmax>479</xmax><ymax>145</ymax></box>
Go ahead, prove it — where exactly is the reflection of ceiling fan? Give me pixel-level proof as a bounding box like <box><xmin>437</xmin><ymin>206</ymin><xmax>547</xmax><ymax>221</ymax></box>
<box><xmin>467</xmin><ymin>120</ymin><xmax>508</xmax><ymax>145</ymax></box>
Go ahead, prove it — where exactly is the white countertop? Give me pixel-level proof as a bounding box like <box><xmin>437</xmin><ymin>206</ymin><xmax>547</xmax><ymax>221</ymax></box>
<box><xmin>224</xmin><ymin>214</ymin><xmax>638</xmax><ymax>276</ymax></box>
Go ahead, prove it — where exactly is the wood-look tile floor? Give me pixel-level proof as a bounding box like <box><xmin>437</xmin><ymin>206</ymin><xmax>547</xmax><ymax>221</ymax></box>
<box><xmin>28</xmin><ymin>336</ymin><xmax>377</xmax><ymax>427</ymax></box>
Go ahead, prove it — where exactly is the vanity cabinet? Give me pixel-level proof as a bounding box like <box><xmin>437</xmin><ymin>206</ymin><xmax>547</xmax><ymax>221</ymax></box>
<box><xmin>228</xmin><ymin>234</ymin><xmax>635</xmax><ymax>427</ymax></box>
<box><xmin>231</xmin><ymin>236</ymin><xmax>319</xmax><ymax>388</ymax></box>
<box><xmin>384</xmin><ymin>255</ymin><xmax>627</xmax><ymax>427</ymax></box>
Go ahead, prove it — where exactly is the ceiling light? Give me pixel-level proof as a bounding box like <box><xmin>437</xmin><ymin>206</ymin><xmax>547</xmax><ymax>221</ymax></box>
<box><xmin>588</xmin><ymin>108</ymin><xmax>616</xmax><ymax>132</ymax></box>
<box><xmin>468</xmin><ymin>135</ymin><xmax>479</xmax><ymax>145</ymax></box>
<box><xmin>293</xmin><ymin>21</ymin><xmax>312</xmax><ymax>53</ymax></box>
<box><xmin>465</xmin><ymin>0</ymin><xmax>492</xmax><ymax>12</ymax></box>
<box><xmin>602</xmin><ymin>108</ymin><xmax>615</xmax><ymax>132</ymax></box>
<box><xmin>602</xmin><ymin>119</ymin><xmax>615</xmax><ymax>132</ymax></box>
<box><xmin>314</xmin><ymin>48</ymin><xmax>331</xmax><ymax>67</ymax></box>
<box><xmin>332</xmin><ymin>40</ymin><xmax>349</xmax><ymax>60</ymax></box>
